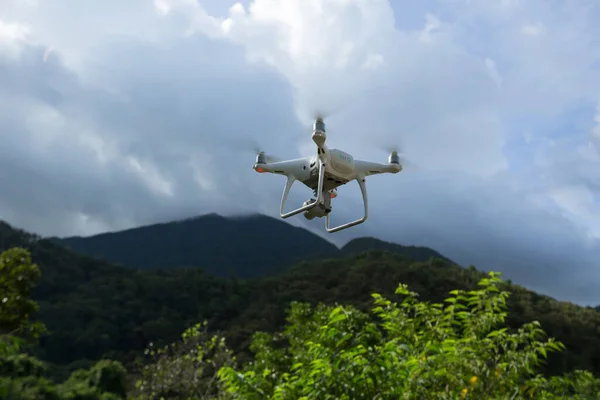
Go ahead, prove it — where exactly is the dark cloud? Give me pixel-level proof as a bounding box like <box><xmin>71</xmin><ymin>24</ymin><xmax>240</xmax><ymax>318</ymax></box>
<box><xmin>1</xmin><ymin>0</ymin><xmax>600</xmax><ymax>305</ymax></box>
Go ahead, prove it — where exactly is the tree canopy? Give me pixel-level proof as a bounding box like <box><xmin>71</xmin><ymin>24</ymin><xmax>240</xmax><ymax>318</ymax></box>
<box><xmin>132</xmin><ymin>271</ymin><xmax>600</xmax><ymax>399</ymax></box>
<box><xmin>2</xmin><ymin>244</ymin><xmax>600</xmax><ymax>398</ymax></box>
<box><xmin>0</xmin><ymin>247</ymin><xmax>128</xmax><ymax>399</ymax></box>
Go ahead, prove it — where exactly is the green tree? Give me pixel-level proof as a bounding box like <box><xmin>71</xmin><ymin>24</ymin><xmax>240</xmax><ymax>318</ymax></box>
<box><xmin>0</xmin><ymin>247</ymin><xmax>46</xmax><ymax>340</ymax></box>
<box><xmin>0</xmin><ymin>247</ymin><xmax>53</xmax><ymax>398</ymax></box>
<box><xmin>214</xmin><ymin>272</ymin><xmax>600</xmax><ymax>399</ymax></box>
<box><xmin>0</xmin><ymin>247</ymin><xmax>129</xmax><ymax>399</ymax></box>
<box><xmin>57</xmin><ymin>360</ymin><xmax>128</xmax><ymax>399</ymax></box>
<box><xmin>131</xmin><ymin>321</ymin><xmax>236</xmax><ymax>399</ymax></box>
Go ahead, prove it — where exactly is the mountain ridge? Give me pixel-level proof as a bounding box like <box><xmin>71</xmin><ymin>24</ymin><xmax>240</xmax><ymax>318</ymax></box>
<box><xmin>49</xmin><ymin>212</ymin><xmax>454</xmax><ymax>277</ymax></box>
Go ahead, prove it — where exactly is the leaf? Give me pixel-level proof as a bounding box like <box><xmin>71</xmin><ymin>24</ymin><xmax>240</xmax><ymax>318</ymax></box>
<box><xmin>336</xmin><ymin>333</ymin><xmax>352</xmax><ymax>348</ymax></box>
<box><xmin>329</xmin><ymin>307</ymin><xmax>348</xmax><ymax>325</ymax></box>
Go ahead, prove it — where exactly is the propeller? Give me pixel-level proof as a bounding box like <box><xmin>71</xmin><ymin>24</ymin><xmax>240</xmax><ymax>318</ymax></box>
<box><xmin>230</xmin><ymin>136</ymin><xmax>282</xmax><ymax>163</ymax></box>
<box><xmin>308</xmin><ymin>104</ymin><xmax>337</xmax><ymax>124</ymax></box>
<box><xmin>375</xmin><ymin>142</ymin><xmax>419</xmax><ymax>170</ymax></box>
<box><xmin>313</xmin><ymin>110</ymin><xmax>329</xmax><ymax>121</ymax></box>
<box><xmin>375</xmin><ymin>142</ymin><xmax>403</xmax><ymax>158</ymax></box>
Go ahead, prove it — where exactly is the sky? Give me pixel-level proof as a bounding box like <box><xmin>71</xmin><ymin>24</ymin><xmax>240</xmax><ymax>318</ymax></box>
<box><xmin>1</xmin><ymin>0</ymin><xmax>600</xmax><ymax>304</ymax></box>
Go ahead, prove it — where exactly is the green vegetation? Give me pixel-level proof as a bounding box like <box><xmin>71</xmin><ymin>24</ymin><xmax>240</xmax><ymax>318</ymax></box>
<box><xmin>0</xmin><ymin>247</ymin><xmax>127</xmax><ymax>399</ymax></box>
<box><xmin>0</xmin><ymin>215</ymin><xmax>598</xmax><ymax>377</ymax></box>
<box><xmin>131</xmin><ymin>268</ymin><xmax>600</xmax><ymax>398</ymax></box>
<box><xmin>51</xmin><ymin>214</ymin><xmax>341</xmax><ymax>277</ymax></box>
<box><xmin>3</xmin><ymin>214</ymin><xmax>600</xmax><ymax>398</ymax></box>
<box><xmin>2</xmin><ymin>247</ymin><xmax>600</xmax><ymax>398</ymax></box>
<box><xmin>31</xmin><ymin>249</ymin><xmax>600</xmax><ymax>380</ymax></box>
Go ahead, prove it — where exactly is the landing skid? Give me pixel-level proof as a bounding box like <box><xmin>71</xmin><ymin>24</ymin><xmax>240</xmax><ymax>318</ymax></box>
<box><xmin>325</xmin><ymin>178</ymin><xmax>368</xmax><ymax>233</ymax></box>
<box><xmin>280</xmin><ymin>160</ymin><xmax>326</xmax><ymax>219</ymax></box>
<box><xmin>279</xmin><ymin>160</ymin><xmax>368</xmax><ymax>233</ymax></box>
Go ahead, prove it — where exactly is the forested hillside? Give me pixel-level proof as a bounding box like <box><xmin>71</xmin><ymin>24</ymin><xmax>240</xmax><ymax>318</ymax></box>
<box><xmin>1</xmin><ymin>219</ymin><xmax>600</xmax><ymax>384</ymax></box>
<box><xmin>3</xmin><ymin>244</ymin><xmax>600</xmax><ymax>399</ymax></box>
<box><xmin>50</xmin><ymin>214</ymin><xmax>339</xmax><ymax>277</ymax></box>
<box><xmin>50</xmin><ymin>213</ymin><xmax>453</xmax><ymax>277</ymax></box>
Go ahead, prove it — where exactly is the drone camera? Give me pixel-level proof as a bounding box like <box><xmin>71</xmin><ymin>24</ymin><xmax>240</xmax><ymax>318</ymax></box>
<box><xmin>302</xmin><ymin>197</ymin><xmax>331</xmax><ymax>220</ymax></box>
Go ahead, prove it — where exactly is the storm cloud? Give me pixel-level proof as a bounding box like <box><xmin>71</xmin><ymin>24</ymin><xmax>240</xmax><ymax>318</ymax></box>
<box><xmin>1</xmin><ymin>0</ymin><xmax>600</xmax><ymax>304</ymax></box>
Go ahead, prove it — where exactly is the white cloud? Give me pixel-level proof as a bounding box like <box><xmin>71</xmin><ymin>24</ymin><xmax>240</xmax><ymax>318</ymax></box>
<box><xmin>160</xmin><ymin>0</ymin><xmax>508</xmax><ymax>177</ymax></box>
<box><xmin>484</xmin><ymin>58</ymin><xmax>503</xmax><ymax>88</ymax></box>
<box><xmin>540</xmin><ymin>104</ymin><xmax>600</xmax><ymax>242</ymax></box>
<box><xmin>550</xmin><ymin>184</ymin><xmax>600</xmax><ymax>239</ymax></box>
<box><xmin>521</xmin><ymin>22</ymin><xmax>545</xmax><ymax>36</ymax></box>
<box><xmin>1</xmin><ymin>0</ymin><xmax>600</xmax><ymax>303</ymax></box>
<box><xmin>361</xmin><ymin>52</ymin><xmax>385</xmax><ymax>70</ymax></box>
<box><xmin>592</xmin><ymin>104</ymin><xmax>600</xmax><ymax>142</ymax></box>
<box><xmin>0</xmin><ymin>20</ymin><xmax>30</xmax><ymax>58</ymax></box>
<box><xmin>419</xmin><ymin>13</ymin><xmax>441</xmax><ymax>43</ymax></box>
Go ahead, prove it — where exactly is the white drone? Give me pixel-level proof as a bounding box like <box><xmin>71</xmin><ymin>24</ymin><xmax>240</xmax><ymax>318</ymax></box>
<box><xmin>253</xmin><ymin>117</ymin><xmax>402</xmax><ymax>233</ymax></box>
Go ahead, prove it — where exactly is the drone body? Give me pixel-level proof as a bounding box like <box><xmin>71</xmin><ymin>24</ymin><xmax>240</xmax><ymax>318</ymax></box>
<box><xmin>253</xmin><ymin>118</ymin><xmax>402</xmax><ymax>233</ymax></box>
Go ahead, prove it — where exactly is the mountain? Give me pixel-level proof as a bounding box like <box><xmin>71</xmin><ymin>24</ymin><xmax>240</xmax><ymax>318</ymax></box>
<box><xmin>51</xmin><ymin>213</ymin><xmax>455</xmax><ymax>277</ymax></box>
<box><xmin>51</xmin><ymin>213</ymin><xmax>339</xmax><ymax>277</ymax></box>
<box><xmin>2</xmin><ymin>219</ymin><xmax>600</xmax><ymax>380</ymax></box>
<box><xmin>341</xmin><ymin>236</ymin><xmax>453</xmax><ymax>263</ymax></box>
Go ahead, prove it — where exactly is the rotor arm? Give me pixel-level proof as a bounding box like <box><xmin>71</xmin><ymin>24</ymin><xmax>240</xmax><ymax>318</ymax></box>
<box><xmin>325</xmin><ymin>176</ymin><xmax>368</xmax><ymax>233</ymax></box>
<box><xmin>254</xmin><ymin>158</ymin><xmax>311</xmax><ymax>176</ymax></box>
<box><xmin>353</xmin><ymin>159</ymin><xmax>402</xmax><ymax>177</ymax></box>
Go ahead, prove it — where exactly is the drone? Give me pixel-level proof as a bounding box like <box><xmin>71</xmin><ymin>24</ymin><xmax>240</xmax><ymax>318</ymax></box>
<box><xmin>253</xmin><ymin>117</ymin><xmax>402</xmax><ymax>233</ymax></box>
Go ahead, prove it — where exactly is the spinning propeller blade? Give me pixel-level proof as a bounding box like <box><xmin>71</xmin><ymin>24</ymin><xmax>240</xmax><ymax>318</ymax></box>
<box><xmin>313</xmin><ymin>111</ymin><xmax>328</xmax><ymax>121</ymax></box>
<box><xmin>231</xmin><ymin>136</ymin><xmax>282</xmax><ymax>163</ymax></box>
<box><xmin>308</xmin><ymin>106</ymin><xmax>338</xmax><ymax>126</ymax></box>
<box><xmin>374</xmin><ymin>142</ymin><xmax>419</xmax><ymax>170</ymax></box>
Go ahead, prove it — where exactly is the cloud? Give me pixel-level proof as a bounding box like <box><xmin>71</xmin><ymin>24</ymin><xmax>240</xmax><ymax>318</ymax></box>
<box><xmin>0</xmin><ymin>27</ymin><xmax>300</xmax><ymax>235</ymax></box>
<box><xmin>1</xmin><ymin>0</ymin><xmax>600</xmax><ymax>304</ymax></box>
<box><xmin>157</xmin><ymin>0</ymin><xmax>508</xmax><ymax>176</ymax></box>
<box><xmin>0</xmin><ymin>20</ymin><xmax>30</xmax><ymax>58</ymax></box>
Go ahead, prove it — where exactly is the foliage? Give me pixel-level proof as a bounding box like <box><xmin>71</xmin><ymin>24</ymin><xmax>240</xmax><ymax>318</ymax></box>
<box><xmin>22</xmin><ymin>244</ymin><xmax>600</xmax><ymax>379</ymax></box>
<box><xmin>1</xmin><ymin>240</ymin><xmax>600</xmax><ymax>399</ymax></box>
<box><xmin>0</xmin><ymin>247</ymin><xmax>128</xmax><ymax>399</ymax></box>
<box><xmin>131</xmin><ymin>321</ymin><xmax>236</xmax><ymax>399</ymax></box>
<box><xmin>56</xmin><ymin>360</ymin><xmax>128</xmax><ymax>399</ymax></box>
<box><xmin>0</xmin><ymin>247</ymin><xmax>46</xmax><ymax>340</ymax></box>
<box><xmin>214</xmin><ymin>272</ymin><xmax>600</xmax><ymax>399</ymax></box>
<box><xmin>3</xmin><ymin>219</ymin><xmax>600</xmax><ymax>382</ymax></box>
<box><xmin>0</xmin><ymin>356</ymin><xmax>127</xmax><ymax>400</ymax></box>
